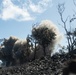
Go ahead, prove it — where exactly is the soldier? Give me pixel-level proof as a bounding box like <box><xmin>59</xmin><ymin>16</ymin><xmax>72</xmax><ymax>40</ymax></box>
<box><xmin>63</xmin><ymin>60</ymin><xmax>76</xmax><ymax>75</ymax></box>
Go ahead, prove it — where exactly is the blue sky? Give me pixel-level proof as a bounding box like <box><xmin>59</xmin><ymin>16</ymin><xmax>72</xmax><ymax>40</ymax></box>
<box><xmin>0</xmin><ymin>0</ymin><xmax>76</xmax><ymax>46</ymax></box>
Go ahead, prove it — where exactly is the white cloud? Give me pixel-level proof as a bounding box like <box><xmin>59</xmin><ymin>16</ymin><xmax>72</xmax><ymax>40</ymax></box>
<box><xmin>0</xmin><ymin>0</ymin><xmax>52</xmax><ymax>21</ymax></box>
<box><xmin>0</xmin><ymin>0</ymin><xmax>34</xmax><ymax>21</ymax></box>
<box><xmin>29</xmin><ymin>0</ymin><xmax>52</xmax><ymax>13</ymax></box>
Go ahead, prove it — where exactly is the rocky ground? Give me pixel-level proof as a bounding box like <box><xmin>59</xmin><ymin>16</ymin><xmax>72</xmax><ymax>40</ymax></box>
<box><xmin>0</xmin><ymin>51</ymin><xmax>76</xmax><ymax>75</ymax></box>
